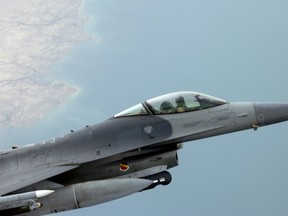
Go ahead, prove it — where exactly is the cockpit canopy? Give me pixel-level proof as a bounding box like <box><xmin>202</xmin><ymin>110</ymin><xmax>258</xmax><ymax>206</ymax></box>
<box><xmin>114</xmin><ymin>91</ymin><xmax>227</xmax><ymax>118</ymax></box>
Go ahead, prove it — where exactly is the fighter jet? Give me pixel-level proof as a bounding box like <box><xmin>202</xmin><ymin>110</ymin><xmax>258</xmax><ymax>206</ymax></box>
<box><xmin>0</xmin><ymin>91</ymin><xmax>287</xmax><ymax>215</ymax></box>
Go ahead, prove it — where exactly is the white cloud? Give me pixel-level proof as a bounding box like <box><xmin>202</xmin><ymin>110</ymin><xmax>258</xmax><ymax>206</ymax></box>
<box><xmin>0</xmin><ymin>0</ymin><xmax>87</xmax><ymax>126</ymax></box>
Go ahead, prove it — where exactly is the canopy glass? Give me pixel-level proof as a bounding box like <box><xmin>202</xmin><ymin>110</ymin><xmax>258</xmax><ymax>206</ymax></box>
<box><xmin>114</xmin><ymin>92</ymin><xmax>227</xmax><ymax>118</ymax></box>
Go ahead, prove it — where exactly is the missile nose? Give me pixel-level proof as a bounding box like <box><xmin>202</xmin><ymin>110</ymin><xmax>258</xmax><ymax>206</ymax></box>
<box><xmin>35</xmin><ymin>190</ymin><xmax>55</xmax><ymax>198</ymax></box>
<box><xmin>254</xmin><ymin>102</ymin><xmax>288</xmax><ymax>126</ymax></box>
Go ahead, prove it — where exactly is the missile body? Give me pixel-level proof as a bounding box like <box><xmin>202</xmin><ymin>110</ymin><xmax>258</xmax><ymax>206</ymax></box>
<box><xmin>0</xmin><ymin>190</ymin><xmax>54</xmax><ymax>207</ymax></box>
<box><xmin>0</xmin><ymin>190</ymin><xmax>55</xmax><ymax>216</ymax></box>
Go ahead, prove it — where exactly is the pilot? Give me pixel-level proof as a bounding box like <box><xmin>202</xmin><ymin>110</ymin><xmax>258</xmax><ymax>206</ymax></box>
<box><xmin>160</xmin><ymin>101</ymin><xmax>176</xmax><ymax>114</ymax></box>
<box><xmin>175</xmin><ymin>96</ymin><xmax>188</xmax><ymax>113</ymax></box>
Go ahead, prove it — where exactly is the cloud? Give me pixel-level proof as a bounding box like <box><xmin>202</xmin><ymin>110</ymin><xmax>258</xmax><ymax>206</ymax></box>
<box><xmin>0</xmin><ymin>0</ymin><xmax>87</xmax><ymax>127</ymax></box>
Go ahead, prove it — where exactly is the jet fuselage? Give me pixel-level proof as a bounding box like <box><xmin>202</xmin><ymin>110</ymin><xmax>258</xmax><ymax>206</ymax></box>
<box><xmin>0</xmin><ymin>91</ymin><xmax>287</xmax><ymax>216</ymax></box>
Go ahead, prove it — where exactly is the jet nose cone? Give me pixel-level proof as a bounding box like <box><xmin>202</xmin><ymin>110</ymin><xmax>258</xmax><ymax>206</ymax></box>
<box><xmin>254</xmin><ymin>103</ymin><xmax>288</xmax><ymax>126</ymax></box>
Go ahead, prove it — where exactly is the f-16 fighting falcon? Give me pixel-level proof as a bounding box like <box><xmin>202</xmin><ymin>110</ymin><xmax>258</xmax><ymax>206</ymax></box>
<box><xmin>0</xmin><ymin>91</ymin><xmax>288</xmax><ymax>215</ymax></box>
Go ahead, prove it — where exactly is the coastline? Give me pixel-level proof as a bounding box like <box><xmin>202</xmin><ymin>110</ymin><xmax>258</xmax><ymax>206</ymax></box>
<box><xmin>0</xmin><ymin>0</ymin><xmax>88</xmax><ymax>128</ymax></box>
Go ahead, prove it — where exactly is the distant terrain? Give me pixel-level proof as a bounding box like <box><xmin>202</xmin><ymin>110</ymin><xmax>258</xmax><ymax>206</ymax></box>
<box><xmin>0</xmin><ymin>0</ymin><xmax>86</xmax><ymax>126</ymax></box>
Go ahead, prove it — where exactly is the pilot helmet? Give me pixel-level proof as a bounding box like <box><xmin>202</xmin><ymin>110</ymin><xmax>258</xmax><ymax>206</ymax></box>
<box><xmin>160</xmin><ymin>101</ymin><xmax>173</xmax><ymax>110</ymax></box>
<box><xmin>175</xmin><ymin>96</ymin><xmax>185</xmax><ymax>105</ymax></box>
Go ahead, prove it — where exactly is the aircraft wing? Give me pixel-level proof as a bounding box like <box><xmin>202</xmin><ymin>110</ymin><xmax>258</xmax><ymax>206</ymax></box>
<box><xmin>0</xmin><ymin>165</ymin><xmax>78</xmax><ymax>196</ymax></box>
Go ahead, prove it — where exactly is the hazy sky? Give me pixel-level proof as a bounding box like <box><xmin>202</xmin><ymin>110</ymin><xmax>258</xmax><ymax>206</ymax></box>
<box><xmin>1</xmin><ymin>0</ymin><xmax>288</xmax><ymax>216</ymax></box>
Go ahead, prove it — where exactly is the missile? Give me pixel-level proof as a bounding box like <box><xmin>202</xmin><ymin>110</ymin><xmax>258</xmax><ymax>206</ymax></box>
<box><xmin>0</xmin><ymin>190</ymin><xmax>54</xmax><ymax>206</ymax></box>
<box><xmin>0</xmin><ymin>190</ymin><xmax>55</xmax><ymax>215</ymax></box>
